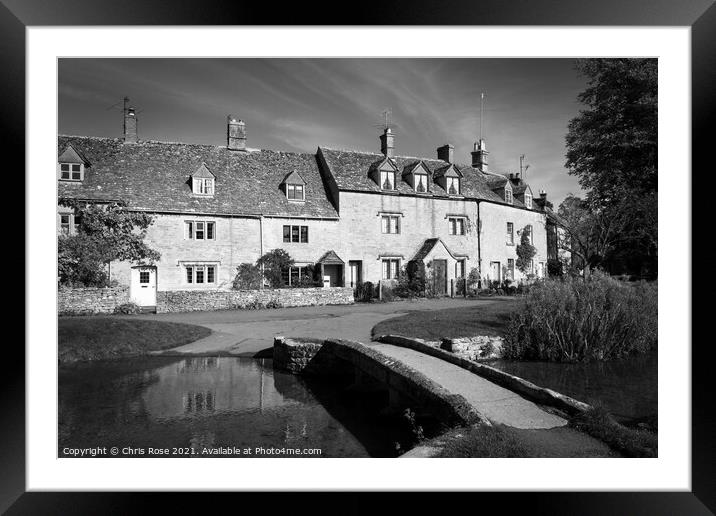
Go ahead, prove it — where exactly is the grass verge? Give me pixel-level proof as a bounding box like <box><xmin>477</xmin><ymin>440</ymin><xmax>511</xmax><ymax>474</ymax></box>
<box><xmin>58</xmin><ymin>317</ymin><xmax>212</xmax><ymax>364</ymax></box>
<box><xmin>569</xmin><ymin>405</ymin><xmax>657</xmax><ymax>457</ymax></box>
<box><xmin>371</xmin><ymin>298</ymin><xmax>519</xmax><ymax>341</ymax></box>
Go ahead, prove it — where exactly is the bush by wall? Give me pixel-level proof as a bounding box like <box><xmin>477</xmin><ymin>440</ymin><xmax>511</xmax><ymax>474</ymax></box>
<box><xmin>503</xmin><ymin>272</ymin><xmax>657</xmax><ymax>362</ymax></box>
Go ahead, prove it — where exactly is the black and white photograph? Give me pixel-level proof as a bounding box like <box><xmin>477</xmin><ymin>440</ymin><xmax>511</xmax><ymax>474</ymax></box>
<box><xmin>56</xmin><ymin>57</ymin><xmax>658</xmax><ymax>460</ymax></box>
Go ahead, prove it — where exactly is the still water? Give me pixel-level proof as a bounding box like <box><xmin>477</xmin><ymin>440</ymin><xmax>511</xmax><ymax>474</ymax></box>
<box><xmin>490</xmin><ymin>354</ymin><xmax>658</xmax><ymax>423</ymax></box>
<box><xmin>59</xmin><ymin>356</ymin><xmax>417</xmax><ymax>458</ymax></box>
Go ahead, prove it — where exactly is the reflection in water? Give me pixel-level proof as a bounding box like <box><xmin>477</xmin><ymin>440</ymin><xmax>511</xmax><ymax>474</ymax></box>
<box><xmin>490</xmin><ymin>354</ymin><xmax>657</xmax><ymax>423</ymax></box>
<box><xmin>59</xmin><ymin>356</ymin><xmax>408</xmax><ymax>458</ymax></box>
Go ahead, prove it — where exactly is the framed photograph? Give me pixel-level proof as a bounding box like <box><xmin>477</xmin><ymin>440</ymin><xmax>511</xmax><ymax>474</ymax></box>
<box><xmin>7</xmin><ymin>0</ymin><xmax>711</xmax><ymax>512</ymax></box>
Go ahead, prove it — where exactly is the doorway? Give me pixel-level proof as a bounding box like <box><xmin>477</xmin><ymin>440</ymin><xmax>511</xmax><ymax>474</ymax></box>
<box><xmin>432</xmin><ymin>259</ymin><xmax>448</xmax><ymax>296</ymax></box>
<box><xmin>131</xmin><ymin>266</ymin><xmax>157</xmax><ymax>307</ymax></box>
<box><xmin>348</xmin><ymin>260</ymin><xmax>362</xmax><ymax>288</ymax></box>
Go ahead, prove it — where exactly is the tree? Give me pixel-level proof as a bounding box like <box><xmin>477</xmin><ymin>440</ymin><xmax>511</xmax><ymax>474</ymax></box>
<box><xmin>57</xmin><ymin>201</ymin><xmax>160</xmax><ymax>287</ymax></box>
<box><xmin>256</xmin><ymin>249</ymin><xmax>294</xmax><ymax>288</ymax></box>
<box><xmin>565</xmin><ymin>59</ymin><xmax>657</xmax><ymax>277</ymax></box>
<box><xmin>232</xmin><ymin>263</ymin><xmax>263</xmax><ymax>290</ymax></box>
<box><xmin>515</xmin><ymin>226</ymin><xmax>537</xmax><ymax>276</ymax></box>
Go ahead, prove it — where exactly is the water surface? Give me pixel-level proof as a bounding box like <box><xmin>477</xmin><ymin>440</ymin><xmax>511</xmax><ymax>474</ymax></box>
<box><xmin>490</xmin><ymin>354</ymin><xmax>657</xmax><ymax>423</ymax></box>
<box><xmin>59</xmin><ymin>356</ymin><xmax>417</xmax><ymax>457</ymax></box>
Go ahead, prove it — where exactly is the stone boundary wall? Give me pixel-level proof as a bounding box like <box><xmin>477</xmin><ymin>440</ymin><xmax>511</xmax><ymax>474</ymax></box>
<box><xmin>157</xmin><ymin>287</ymin><xmax>354</xmax><ymax>313</ymax></box>
<box><xmin>376</xmin><ymin>334</ymin><xmax>592</xmax><ymax>417</ymax></box>
<box><xmin>58</xmin><ymin>286</ymin><xmax>130</xmax><ymax>315</ymax></box>
<box><xmin>273</xmin><ymin>336</ymin><xmax>488</xmax><ymax>427</ymax></box>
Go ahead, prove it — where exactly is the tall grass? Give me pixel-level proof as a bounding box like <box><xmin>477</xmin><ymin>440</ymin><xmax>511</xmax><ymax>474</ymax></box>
<box><xmin>503</xmin><ymin>272</ymin><xmax>657</xmax><ymax>362</ymax></box>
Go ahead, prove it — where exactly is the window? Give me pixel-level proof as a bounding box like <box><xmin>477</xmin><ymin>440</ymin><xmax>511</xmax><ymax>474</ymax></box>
<box><xmin>446</xmin><ymin>177</ymin><xmax>460</xmax><ymax>195</ymax></box>
<box><xmin>525</xmin><ymin>225</ymin><xmax>533</xmax><ymax>244</ymax></box>
<box><xmin>185</xmin><ymin>221</ymin><xmax>215</xmax><ymax>240</ymax></box>
<box><xmin>59</xmin><ymin>163</ymin><xmax>83</xmax><ymax>181</ymax></box>
<box><xmin>139</xmin><ymin>271</ymin><xmax>150</xmax><ymax>284</ymax></box>
<box><xmin>59</xmin><ymin>214</ymin><xmax>71</xmax><ymax>235</ymax></box>
<box><xmin>525</xmin><ymin>192</ymin><xmax>532</xmax><ymax>209</ymax></box>
<box><xmin>283</xmin><ymin>225</ymin><xmax>309</xmax><ymax>243</ymax></box>
<box><xmin>507</xmin><ymin>259</ymin><xmax>515</xmax><ymax>281</ymax></box>
<box><xmin>286</xmin><ymin>184</ymin><xmax>305</xmax><ymax>201</ymax></box>
<box><xmin>185</xmin><ymin>265</ymin><xmax>217</xmax><ymax>285</ymax></box>
<box><xmin>380</xmin><ymin>170</ymin><xmax>395</xmax><ymax>190</ymax></box>
<box><xmin>382</xmin><ymin>258</ymin><xmax>400</xmax><ymax>280</ymax></box>
<box><xmin>282</xmin><ymin>265</ymin><xmax>310</xmax><ymax>287</ymax></box>
<box><xmin>448</xmin><ymin>217</ymin><xmax>466</xmax><ymax>236</ymax></box>
<box><xmin>381</xmin><ymin>215</ymin><xmax>400</xmax><ymax>234</ymax></box>
<box><xmin>505</xmin><ymin>188</ymin><xmax>513</xmax><ymax>204</ymax></box>
<box><xmin>414</xmin><ymin>173</ymin><xmax>427</xmax><ymax>193</ymax></box>
<box><xmin>506</xmin><ymin>222</ymin><xmax>514</xmax><ymax>245</ymax></box>
<box><xmin>455</xmin><ymin>259</ymin><xmax>466</xmax><ymax>279</ymax></box>
<box><xmin>193</xmin><ymin>177</ymin><xmax>214</xmax><ymax>196</ymax></box>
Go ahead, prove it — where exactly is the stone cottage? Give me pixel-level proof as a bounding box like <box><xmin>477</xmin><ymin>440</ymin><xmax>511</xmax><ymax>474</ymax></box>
<box><xmin>58</xmin><ymin>105</ymin><xmax>552</xmax><ymax>308</ymax></box>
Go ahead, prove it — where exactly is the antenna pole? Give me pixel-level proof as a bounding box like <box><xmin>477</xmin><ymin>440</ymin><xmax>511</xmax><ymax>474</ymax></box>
<box><xmin>479</xmin><ymin>92</ymin><xmax>484</xmax><ymax>141</ymax></box>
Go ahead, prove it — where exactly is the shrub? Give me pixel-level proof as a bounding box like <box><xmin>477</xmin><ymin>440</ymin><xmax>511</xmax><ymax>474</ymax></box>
<box><xmin>393</xmin><ymin>262</ymin><xmax>426</xmax><ymax>299</ymax></box>
<box><xmin>256</xmin><ymin>249</ymin><xmax>294</xmax><ymax>288</ymax></box>
<box><xmin>114</xmin><ymin>302</ymin><xmax>142</xmax><ymax>315</ymax></box>
<box><xmin>354</xmin><ymin>281</ymin><xmax>374</xmax><ymax>302</ymax></box>
<box><xmin>547</xmin><ymin>258</ymin><xmax>563</xmax><ymax>277</ymax></box>
<box><xmin>503</xmin><ymin>272</ymin><xmax>657</xmax><ymax>362</ymax></box>
<box><xmin>232</xmin><ymin>263</ymin><xmax>263</xmax><ymax>290</ymax></box>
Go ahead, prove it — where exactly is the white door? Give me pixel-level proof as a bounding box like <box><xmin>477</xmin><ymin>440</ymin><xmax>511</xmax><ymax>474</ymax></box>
<box><xmin>131</xmin><ymin>266</ymin><xmax>157</xmax><ymax>306</ymax></box>
<box><xmin>490</xmin><ymin>261</ymin><xmax>501</xmax><ymax>283</ymax></box>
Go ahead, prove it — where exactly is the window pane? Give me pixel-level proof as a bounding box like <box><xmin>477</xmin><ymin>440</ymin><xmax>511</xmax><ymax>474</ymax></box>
<box><xmin>186</xmin><ymin>267</ymin><xmax>193</xmax><ymax>283</ymax></box>
<box><xmin>196</xmin><ymin>267</ymin><xmax>204</xmax><ymax>283</ymax></box>
<box><xmin>291</xmin><ymin>226</ymin><xmax>299</xmax><ymax>242</ymax></box>
<box><xmin>300</xmin><ymin>226</ymin><xmax>308</xmax><ymax>243</ymax></box>
<box><xmin>458</xmin><ymin>219</ymin><xmax>464</xmax><ymax>235</ymax></box>
<box><xmin>283</xmin><ymin>225</ymin><xmax>291</xmax><ymax>242</ymax></box>
<box><xmin>71</xmin><ymin>164</ymin><xmax>80</xmax><ymax>172</ymax></box>
<box><xmin>207</xmin><ymin>222</ymin><xmax>214</xmax><ymax>240</ymax></box>
<box><xmin>72</xmin><ymin>171</ymin><xmax>81</xmax><ymax>180</ymax></box>
<box><xmin>60</xmin><ymin>164</ymin><xmax>69</xmax><ymax>171</ymax></box>
<box><xmin>281</xmin><ymin>268</ymin><xmax>290</xmax><ymax>286</ymax></box>
<box><xmin>290</xmin><ymin>267</ymin><xmax>300</xmax><ymax>286</ymax></box>
<box><xmin>391</xmin><ymin>260</ymin><xmax>399</xmax><ymax>279</ymax></box>
<box><xmin>381</xmin><ymin>216</ymin><xmax>389</xmax><ymax>234</ymax></box>
<box><xmin>207</xmin><ymin>266</ymin><xmax>215</xmax><ymax>283</ymax></box>
<box><xmin>186</xmin><ymin>222</ymin><xmax>193</xmax><ymax>239</ymax></box>
<box><xmin>287</xmin><ymin>185</ymin><xmax>295</xmax><ymax>199</ymax></box>
<box><xmin>382</xmin><ymin>260</ymin><xmax>389</xmax><ymax>279</ymax></box>
<box><xmin>140</xmin><ymin>271</ymin><xmax>150</xmax><ymax>284</ymax></box>
<box><xmin>206</xmin><ymin>180</ymin><xmax>213</xmax><ymax>195</ymax></box>
<box><xmin>196</xmin><ymin>222</ymin><xmax>204</xmax><ymax>239</ymax></box>
<box><xmin>391</xmin><ymin>217</ymin><xmax>399</xmax><ymax>234</ymax></box>
<box><xmin>296</xmin><ymin>185</ymin><xmax>304</xmax><ymax>200</ymax></box>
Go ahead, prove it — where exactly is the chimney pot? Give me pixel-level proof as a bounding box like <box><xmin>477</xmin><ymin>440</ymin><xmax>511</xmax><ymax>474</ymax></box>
<box><xmin>379</xmin><ymin>127</ymin><xmax>394</xmax><ymax>158</ymax></box>
<box><xmin>437</xmin><ymin>144</ymin><xmax>454</xmax><ymax>163</ymax></box>
<box><xmin>123</xmin><ymin>106</ymin><xmax>138</xmax><ymax>143</ymax></box>
<box><xmin>471</xmin><ymin>138</ymin><xmax>488</xmax><ymax>172</ymax></box>
<box><xmin>227</xmin><ymin>115</ymin><xmax>247</xmax><ymax>151</ymax></box>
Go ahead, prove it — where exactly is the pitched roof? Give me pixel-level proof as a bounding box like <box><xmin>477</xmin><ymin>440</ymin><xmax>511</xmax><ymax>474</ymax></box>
<box><xmin>318</xmin><ymin>148</ymin><xmax>509</xmax><ymax>204</ymax></box>
<box><xmin>411</xmin><ymin>238</ymin><xmax>467</xmax><ymax>262</ymax></box>
<box><xmin>317</xmin><ymin>250</ymin><xmax>345</xmax><ymax>264</ymax></box>
<box><xmin>57</xmin><ymin>136</ymin><xmax>338</xmax><ymax>218</ymax></box>
<box><xmin>282</xmin><ymin>170</ymin><xmax>306</xmax><ymax>184</ymax></box>
<box><xmin>192</xmin><ymin>163</ymin><xmax>215</xmax><ymax>179</ymax></box>
<box><xmin>58</xmin><ymin>143</ymin><xmax>90</xmax><ymax>165</ymax></box>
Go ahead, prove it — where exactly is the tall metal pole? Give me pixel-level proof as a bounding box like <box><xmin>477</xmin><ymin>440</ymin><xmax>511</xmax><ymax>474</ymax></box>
<box><xmin>479</xmin><ymin>92</ymin><xmax>484</xmax><ymax>141</ymax></box>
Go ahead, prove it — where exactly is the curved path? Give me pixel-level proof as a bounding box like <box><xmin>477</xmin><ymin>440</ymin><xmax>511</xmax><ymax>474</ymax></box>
<box><xmin>369</xmin><ymin>342</ymin><xmax>567</xmax><ymax>430</ymax></box>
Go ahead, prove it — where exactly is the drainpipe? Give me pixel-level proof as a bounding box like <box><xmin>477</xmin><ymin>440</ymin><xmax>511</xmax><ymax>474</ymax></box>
<box><xmin>476</xmin><ymin>201</ymin><xmax>482</xmax><ymax>290</ymax></box>
<box><xmin>259</xmin><ymin>215</ymin><xmax>264</xmax><ymax>289</ymax></box>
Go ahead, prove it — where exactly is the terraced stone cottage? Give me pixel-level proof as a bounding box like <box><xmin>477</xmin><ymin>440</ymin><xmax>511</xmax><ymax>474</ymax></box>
<box><xmin>58</xmin><ymin>103</ymin><xmax>558</xmax><ymax>309</ymax></box>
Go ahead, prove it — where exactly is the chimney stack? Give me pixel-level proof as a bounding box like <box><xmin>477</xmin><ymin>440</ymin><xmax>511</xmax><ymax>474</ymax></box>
<box><xmin>437</xmin><ymin>144</ymin><xmax>454</xmax><ymax>163</ymax></box>
<box><xmin>123</xmin><ymin>105</ymin><xmax>138</xmax><ymax>144</ymax></box>
<box><xmin>227</xmin><ymin>115</ymin><xmax>247</xmax><ymax>151</ymax></box>
<box><xmin>380</xmin><ymin>127</ymin><xmax>394</xmax><ymax>158</ymax></box>
<box><xmin>471</xmin><ymin>138</ymin><xmax>488</xmax><ymax>172</ymax></box>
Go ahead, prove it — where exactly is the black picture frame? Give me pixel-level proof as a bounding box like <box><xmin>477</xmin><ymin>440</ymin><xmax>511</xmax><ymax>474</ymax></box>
<box><xmin>6</xmin><ymin>0</ymin><xmax>710</xmax><ymax>513</ymax></box>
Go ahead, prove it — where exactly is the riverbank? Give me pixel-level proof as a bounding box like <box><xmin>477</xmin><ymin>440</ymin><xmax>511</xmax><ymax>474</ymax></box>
<box><xmin>58</xmin><ymin>317</ymin><xmax>212</xmax><ymax>363</ymax></box>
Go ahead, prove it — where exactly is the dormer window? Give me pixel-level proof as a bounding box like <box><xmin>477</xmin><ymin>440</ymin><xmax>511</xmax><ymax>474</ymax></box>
<box><xmin>191</xmin><ymin>163</ymin><xmax>216</xmax><ymax>196</ymax></box>
<box><xmin>57</xmin><ymin>144</ymin><xmax>88</xmax><ymax>182</ymax></box>
<box><xmin>381</xmin><ymin>170</ymin><xmax>396</xmax><ymax>190</ymax></box>
<box><xmin>286</xmin><ymin>183</ymin><xmax>305</xmax><ymax>201</ymax></box>
<box><xmin>414</xmin><ymin>173</ymin><xmax>427</xmax><ymax>193</ymax></box>
<box><xmin>447</xmin><ymin>177</ymin><xmax>460</xmax><ymax>195</ymax></box>
<box><xmin>282</xmin><ymin>170</ymin><xmax>307</xmax><ymax>202</ymax></box>
<box><xmin>505</xmin><ymin>187</ymin><xmax>513</xmax><ymax>204</ymax></box>
<box><xmin>524</xmin><ymin>192</ymin><xmax>532</xmax><ymax>209</ymax></box>
<box><xmin>193</xmin><ymin>178</ymin><xmax>214</xmax><ymax>195</ymax></box>
<box><xmin>59</xmin><ymin>163</ymin><xmax>83</xmax><ymax>181</ymax></box>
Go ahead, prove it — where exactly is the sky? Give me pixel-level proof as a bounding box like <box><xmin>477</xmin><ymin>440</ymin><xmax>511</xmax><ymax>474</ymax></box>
<box><xmin>58</xmin><ymin>58</ymin><xmax>589</xmax><ymax>206</ymax></box>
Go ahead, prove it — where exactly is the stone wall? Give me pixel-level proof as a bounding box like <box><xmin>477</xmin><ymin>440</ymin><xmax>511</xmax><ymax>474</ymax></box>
<box><xmin>58</xmin><ymin>286</ymin><xmax>130</xmax><ymax>315</ymax></box>
<box><xmin>441</xmin><ymin>336</ymin><xmax>504</xmax><ymax>361</ymax></box>
<box><xmin>156</xmin><ymin>286</ymin><xmax>354</xmax><ymax>313</ymax></box>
